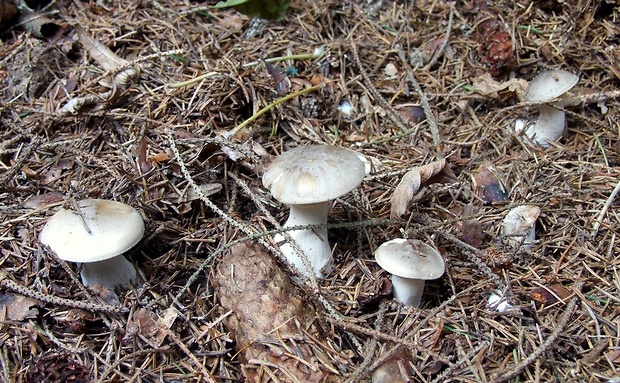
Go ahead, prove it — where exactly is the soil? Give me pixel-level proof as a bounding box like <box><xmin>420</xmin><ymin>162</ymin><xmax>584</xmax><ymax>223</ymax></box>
<box><xmin>1</xmin><ymin>0</ymin><xmax>619</xmax><ymax>382</ymax></box>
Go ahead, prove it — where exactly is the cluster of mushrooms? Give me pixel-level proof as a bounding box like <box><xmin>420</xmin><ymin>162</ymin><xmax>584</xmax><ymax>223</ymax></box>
<box><xmin>41</xmin><ymin>66</ymin><xmax>577</xmax><ymax>305</ymax></box>
<box><xmin>40</xmin><ymin>145</ymin><xmax>445</xmax><ymax>308</ymax></box>
<box><xmin>261</xmin><ymin>145</ymin><xmax>445</xmax><ymax>307</ymax></box>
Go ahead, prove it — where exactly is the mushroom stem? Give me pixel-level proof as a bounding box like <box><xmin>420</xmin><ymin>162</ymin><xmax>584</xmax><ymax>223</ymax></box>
<box><xmin>391</xmin><ymin>276</ymin><xmax>425</xmax><ymax>308</ymax></box>
<box><xmin>526</xmin><ymin>104</ymin><xmax>566</xmax><ymax>147</ymax></box>
<box><xmin>275</xmin><ymin>202</ymin><xmax>332</xmax><ymax>277</ymax></box>
<box><xmin>80</xmin><ymin>256</ymin><xmax>139</xmax><ymax>289</ymax></box>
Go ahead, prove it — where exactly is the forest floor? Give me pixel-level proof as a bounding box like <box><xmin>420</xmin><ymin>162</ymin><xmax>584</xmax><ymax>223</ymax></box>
<box><xmin>1</xmin><ymin>0</ymin><xmax>619</xmax><ymax>382</ymax></box>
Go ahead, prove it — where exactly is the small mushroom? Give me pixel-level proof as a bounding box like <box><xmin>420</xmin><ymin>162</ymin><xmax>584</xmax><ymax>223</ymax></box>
<box><xmin>375</xmin><ymin>239</ymin><xmax>445</xmax><ymax>307</ymax></box>
<box><xmin>40</xmin><ymin>199</ymin><xmax>145</xmax><ymax>289</ymax></box>
<box><xmin>519</xmin><ymin>69</ymin><xmax>579</xmax><ymax>147</ymax></box>
<box><xmin>262</xmin><ymin>145</ymin><xmax>365</xmax><ymax>277</ymax></box>
<box><xmin>501</xmin><ymin>205</ymin><xmax>541</xmax><ymax>252</ymax></box>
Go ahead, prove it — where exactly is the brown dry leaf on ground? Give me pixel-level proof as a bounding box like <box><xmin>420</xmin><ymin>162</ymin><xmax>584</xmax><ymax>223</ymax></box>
<box><xmin>0</xmin><ymin>0</ymin><xmax>619</xmax><ymax>382</ymax></box>
<box><xmin>390</xmin><ymin>159</ymin><xmax>458</xmax><ymax>219</ymax></box>
<box><xmin>0</xmin><ymin>293</ymin><xmax>39</xmax><ymax>320</ymax></box>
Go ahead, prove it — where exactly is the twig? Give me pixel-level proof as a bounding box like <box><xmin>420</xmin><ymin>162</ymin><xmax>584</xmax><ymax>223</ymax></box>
<box><xmin>423</xmin><ymin>5</ymin><xmax>454</xmax><ymax>71</ymax></box>
<box><xmin>225</xmin><ymin>84</ymin><xmax>322</xmax><ymax>137</ymax></box>
<box><xmin>351</xmin><ymin>43</ymin><xmax>412</xmax><ymax>133</ymax></box>
<box><xmin>434</xmin><ymin>230</ymin><xmax>506</xmax><ymax>290</ymax></box>
<box><xmin>491</xmin><ymin>283</ymin><xmax>583</xmax><ymax>382</ymax></box>
<box><xmin>395</xmin><ymin>45</ymin><xmax>443</xmax><ymax>159</ymax></box>
<box><xmin>325</xmin><ymin>316</ymin><xmax>416</xmax><ymax>349</ymax></box>
<box><xmin>165</xmin><ymin>328</ymin><xmax>218</xmax><ymax>383</ymax></box>
<box><xmin>0</xmin><ymin>271</ymin><xmax>125</xmax><ymax>314</ymax></box>
<box><xmin>358</xmin><ymin>281</ymin><xmax>488</xmax><ymax>379</ymax></box>
<box><xmin>98</xmin><ymin>348</ymin><xmax>174</xmax><ymax>382</ymax></box>
<box><xmin>168</xmin><ymin>71</ymin><xmax>220</xmax><ymax>89</ymax></box>
<box><xmin>431</xmin><ymin>340</ymin><xmax>490</xmax><ymax>383</ymax></box>
<box><xmin>591</xmin><ymin>178</ymin><xmax>620</xmax><ymax>238</ymax></box>
<box><xmin>344</xmin><ymin>301</ymin><xmax>388</xmax><ymax>383</ymax></box>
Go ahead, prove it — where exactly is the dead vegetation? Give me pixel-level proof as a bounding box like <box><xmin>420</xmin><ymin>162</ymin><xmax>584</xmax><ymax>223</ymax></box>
<box><xmin>0</xmin><ymin>0</ymin><xmax>619</xmax><ymax>382</ymax></box>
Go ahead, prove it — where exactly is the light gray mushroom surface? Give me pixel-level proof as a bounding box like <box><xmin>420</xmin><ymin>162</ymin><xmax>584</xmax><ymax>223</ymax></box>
<box><xmin>520</xmin><ymin>69</ymin><xmax>579</xmax><ymax>147</ymax></box>
<box><xmin>263</xmin><ymin>145</ymin><xmax>365</xmax><ymax>277</ymax></box>
<box><xmin>40</xmin><ymin>199</ymin><xmax>144</xmax><ymax>289</ymax></box>
<box><xmin>375</xmin><ymin>238</ymin><xmax>445</xmax><ymax>307</ymax></box>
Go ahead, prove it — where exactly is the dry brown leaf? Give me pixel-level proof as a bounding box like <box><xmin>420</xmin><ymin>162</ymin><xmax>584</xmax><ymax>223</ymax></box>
<box><xmin>460</xmin><ymin>204</ymin><xmax>485</xmax><ymax>248</ymax></box>
<box><xmin>372</xmin><ymin>347</ymin><xmax>412</xmax><ymax>383</ymax></box>
<box><xmin>75</xmin><ymin>25</ymin><xmax>139</xmax><ymax>87</ymax></box>
<box><xmin>395</xmin><ymin>104</ymin><xmax>425</xmax><ymax>124</ymax></box>
<box><xmin>471</xmin><ymin>72</ymin><xmax>528</xmax><ymax>100</ymax></box>
<box><xmin>137</xmin><ymin>137</ymin><xmax>153</xmax><ymax>174</ymax></box>
<box><xmin>0</xmin><ymin>293</ymin><xmax>39</xmax><ymax>321</ymax></box>
<box><xmin>409</xmin><ymin>37</ymin><xmax>446</xmax><ymax>67</ymax></box>
<box><xmin>75</xmin><ymin>25</ymin><xmax>127</xmax><ymax>71</ymax></box>
<box><xmin>529</xmin><ymin>283</ymin><xmax>571</xmax><ymax>305</ymax></box>
<box><xmin>22</xmin><ymin>192</ymin><xmax>64</xmax><ymax>209</ymax></box>
<box><xmin>471</xmin><ymin>161</ymin><xmax>508</xmax><ymax>204</ymax></box>
<box><xmin>149</xmin><ymin>151</ymin><xmax>170</xmax><ymax>163</ymax></box>
<box><xmin>125</xmin><ymin>307</ymin><xmax>178</xmax><ymax>347</ymax></box>
<box><xmin>264</xmin><ymin>59</ymin><xmax>290</xmax><ymax>95</ymax></box>
<box><xmin>390</xmin><ymin>159</ymin><xmax>458</xmax><ymax>219</ymax></box>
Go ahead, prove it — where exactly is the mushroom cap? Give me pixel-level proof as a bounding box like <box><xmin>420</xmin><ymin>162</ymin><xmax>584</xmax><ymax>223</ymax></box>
<box><xmin>375</xmin><ymin>238</ymin><xmax>445</xmax><ymax>280</ymax></box>
<box><xmin>262</xmin><ymin>145</ymin><xmax>365</xmax><ymax>205</ymax></box>
<box><xmin>40</xmin><ymin>199</ymin><xmax>144</xmax><ymax>263</ymax></box>
<box><xmin>523</xmin><ymin>70</ymin><xmax>579</xmax><ymax>103</ymax></box>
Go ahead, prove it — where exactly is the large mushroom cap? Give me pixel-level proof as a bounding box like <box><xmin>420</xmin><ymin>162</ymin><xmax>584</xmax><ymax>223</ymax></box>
<box><xmin>262</xmin><ymin>145</ymin><xmax>365</xmax><ymax>204</ymax></box>
<box><xmin>375</xmin><ymin>238</ymin><xmax>445</xmax><ymax>280</ymax></box>
<box><xmin>523</xmin><ymin>69</ymin><xmax>579</xmax><ymax>103</ymax></box>
<box><xmin>40</xmin><ymin>199</ymin><xmax>144</xmax><ymax>263</ymax></box>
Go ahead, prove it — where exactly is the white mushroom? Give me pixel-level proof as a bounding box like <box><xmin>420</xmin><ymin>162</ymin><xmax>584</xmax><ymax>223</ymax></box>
<box><xmin>40</xmin><ymin>199</ymin><xmax>144</xmax><ymax>289</ymax></box>
<box><xmin>519</xmin><ymin>69</ymin><xmax>579</xmax><ymax>147</ymax></box>
<box><xmin>501</xmin><ymin>205</ymin><xmax>541</xmax><ymax>252</ymax></box>
<box><xmin>262</xmin><ymin>145</ymin><xmax>365</xmax><ymax>277</ymax></box>
<box><xmin>375</xmin><ymin>239</ymin><xmax>445</xmax><ymax>307</ymax></box>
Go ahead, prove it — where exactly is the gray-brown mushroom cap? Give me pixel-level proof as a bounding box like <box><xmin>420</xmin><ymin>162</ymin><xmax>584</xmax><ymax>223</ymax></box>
<box><xmin>40</xmin><ymin>199</ymin><xmax>144</xmax><ymax>263</ymax></box>
<box><xmin>523</xmin><ymin>69</ymin><xmax>579</xmax><ymax>103</ymax></box>
<box><xmin>262</xmin><ymin>145</ymin><xmax>366</xmax><ymax>205</ymax></box>
<box><xmin>375</xmin><ymin>238</ymin><xmax>445</xmax><ymax>280</ymax></box>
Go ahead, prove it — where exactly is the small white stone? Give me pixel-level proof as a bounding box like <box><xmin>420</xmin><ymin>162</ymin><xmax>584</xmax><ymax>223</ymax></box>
<box><xmin>487</xmin><ymin>290</ymin><xmax>513</xmax><ymax>312</ymax></box>
<box><xmin>338</xmin><ymin>100</ymin><xmax>353</xmax><ymax>117</ymax></box>
<box><xmin>384</xmin><ymin>63</ymin><xmax>398</xmax><ymax>77</ymax></box>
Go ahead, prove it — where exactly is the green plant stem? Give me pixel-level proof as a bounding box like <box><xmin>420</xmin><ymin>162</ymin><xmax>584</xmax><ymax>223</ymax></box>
<box><xmin>168</xmin><ymin>71</ymin><xmax>219</xmax><ymax>88</ymax></box>
<box><xmin>227</xmin><ymin>84</ymin><xmax>322</xmax><ymax>137</ymax></box>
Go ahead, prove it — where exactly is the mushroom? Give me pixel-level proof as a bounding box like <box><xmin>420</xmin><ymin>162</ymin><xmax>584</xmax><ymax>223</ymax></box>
<box><xmin>519</xmin><ymin>69</ymin><xmax>579</xmax><ymax>147</ymax></box>
<box><xmin>40</xmin><ymin>199</ymin><xmax>145</xmax><ymax>289</ymax></box>
<box><xmin>374</xmin><ymin>238</ymin><xmax>445</xmax><ymax>307</ymax></box>
<box><xmin>262</xmin><ymin>145</ymin><xmax>365</xmax><ymax>277</ymax></box>
<box><xmin>501</xmin><ymin>205</ymin><xmax>541</xmax><ymax>252</ymax></box>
